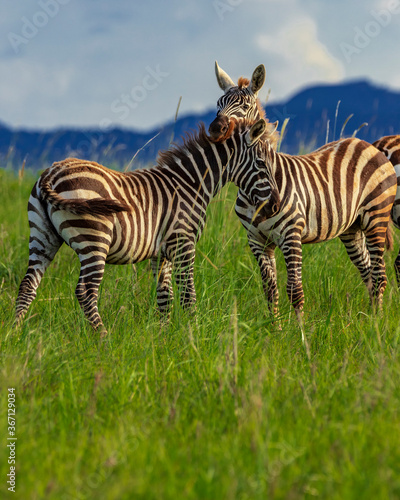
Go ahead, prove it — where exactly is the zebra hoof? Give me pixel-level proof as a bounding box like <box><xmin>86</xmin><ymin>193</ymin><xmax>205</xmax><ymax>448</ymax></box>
<box><xmin>96</xmin><ymin>325</ymin><xmax>109</xmax><ymax>339</ymax></box>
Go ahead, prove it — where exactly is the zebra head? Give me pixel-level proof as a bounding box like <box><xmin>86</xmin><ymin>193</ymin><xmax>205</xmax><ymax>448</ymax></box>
<box><xmin>232</xmin><ymin>119</ymin><xmax>280</xmax><ymax>220</ymax></box>
<box><xmin>209</xmin><ymin>62</ymin><xmax>279</xmax><ymax>150</ymax></box>
<box><xmin>214</xmin><ymin>61</ymin><xmax>265</xmax><ymax>118</ymax></box>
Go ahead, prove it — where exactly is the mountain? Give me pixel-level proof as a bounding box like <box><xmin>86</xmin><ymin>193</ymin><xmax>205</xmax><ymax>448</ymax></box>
<box><xmin>267</xmin><ymin>79</ymin><xmax>400</xmax><ymax>152</ymax></box>
<box><xmin>1</xmin><ymin>80</ymin><xmax>399</xmax><ymax>171</ymax></box>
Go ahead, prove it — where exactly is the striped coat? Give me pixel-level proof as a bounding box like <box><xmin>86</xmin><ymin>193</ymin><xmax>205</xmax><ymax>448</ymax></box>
<box><xmin>234</xmin><ymin>137</ymin><xmax>396</xmax><ymax>319</ymax></box>
<box><xmin>15</xmin><ymin>119</ymin><xmax>273</xmax><ymax>333</ymax></box>
<box><xmin>209</xmin><ymin>63</ymin><xmax>397</xmax><ymax>318</ymax></box>
<box><xmin>372</xmin><ymin>135</ymin><xmax>400</xmax><ymax>283</ymax></box>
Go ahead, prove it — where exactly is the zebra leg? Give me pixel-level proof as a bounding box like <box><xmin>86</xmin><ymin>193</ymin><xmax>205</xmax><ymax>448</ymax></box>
<box><xmin>395</xmin><ymin>251</ymin><xmax>400</xmax><ymax>289</ymax></box>
<box><xmin>282</xmin><ymin>237</ymin><xmax>304</xmax><ymax>323</ymax></box>
<box><xmin>364</xmin><ymin>229</ymin><xmax>388</xmax><ymax>310</ymax></box>
<box><xmin>392</xmin><ymin>202</ymin><xmax>400</xmax><ymax>288</ymax></box>
<box><xmin>248</xmin><ymin>237</ymin><xmax>279</xmax><ymax>316</ymax></box>
<box><xmin>151</xmin><ymin>257</ymin><xmax>174</xmax><ymax>320</ymax></box>
<box><xmin>339</xmin><ymin>229</ymin><xmax>372</xmax><ymax>288</ymax></box>
<box><xmin>15</xmin><ymin>195</ymin><xmax>63</xmax><ymax>326</ymax></box>
<box><xmin>15</xmin><ymin>243</ymin><xmax>62</xmax><ymax>326</ymax></box>
<box><xmin>173</xmin><ymin>246</ymin><xmax>197</xmax><ymax>312</ymax></box>
<box><xmin>75</xmin><ymin>256</ymin><xmax>107</xmax><ymax>332</ymax></box>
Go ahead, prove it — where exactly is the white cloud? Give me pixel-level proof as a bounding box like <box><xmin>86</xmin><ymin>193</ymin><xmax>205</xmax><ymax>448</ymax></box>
<box><xmin>0</xmin><ymin>1</ymin><xmax>397</xmax><ymax>130</ymax></box>
<box><xmin>256</xmin><ymin>17</ymin><xmax>345</xmax><ymax>98</ymax></box>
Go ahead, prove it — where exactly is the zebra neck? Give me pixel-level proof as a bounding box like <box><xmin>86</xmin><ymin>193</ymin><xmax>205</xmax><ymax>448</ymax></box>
<box><xmin>160</xmin><ymin>137</ymin><xmax>233</xmax><ymax>205</ymax></box>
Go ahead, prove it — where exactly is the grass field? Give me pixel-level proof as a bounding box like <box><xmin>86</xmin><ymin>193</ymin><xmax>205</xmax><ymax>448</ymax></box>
<box><xmin>1</xmin><ymin>168</ymin><xmax>400</xmax><ymax>499</ymax></box>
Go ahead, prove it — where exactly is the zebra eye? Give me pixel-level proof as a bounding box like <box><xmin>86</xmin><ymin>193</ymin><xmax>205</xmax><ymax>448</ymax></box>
<box><xmin>243</xmin><ymin>104</ymin><xmax>250</xmax><ymax>111</ymax></box>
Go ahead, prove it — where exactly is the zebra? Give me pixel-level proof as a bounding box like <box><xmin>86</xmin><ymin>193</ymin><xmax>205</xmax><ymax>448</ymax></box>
<box><xmin>209</xmin><ymin>61</ymin><xmax>280</xmax><ymax>150</ymax></box>
<box><xmin>208</xmin><ymin>63</ymin><xmax>397</xmax><ymax>321</ymax></box>
<box><xmin>15</xmin><ymin>118</ymin><xmax>275</xmax><ymax>334</ymax></box>
<box><xmin>372</xmin><ymin>135</ymin><xmax>400</xmax><ymax>283</ymax></box>
<box><xmin>210</xmin><ymin>63</ymin><xmax>400</xmax><ymax>290</ymax></box>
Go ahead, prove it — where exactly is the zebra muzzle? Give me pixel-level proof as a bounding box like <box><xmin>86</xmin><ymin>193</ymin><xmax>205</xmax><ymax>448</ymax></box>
<box><xmin>253</xmin><ymin>197</ymin><xmax>280</xmax><ymax>221</ymax></box>
<box><xmin>208</xmin><ymin>115</ymin><xmax>231</xmax><ymax>142</ymax></box>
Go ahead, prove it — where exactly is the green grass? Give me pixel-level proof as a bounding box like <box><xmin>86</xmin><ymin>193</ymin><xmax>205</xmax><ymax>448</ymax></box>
<box><xmin>1</xmin><ymin>169</ymin><xmax>400</xmax><ymax>499</ymax></box>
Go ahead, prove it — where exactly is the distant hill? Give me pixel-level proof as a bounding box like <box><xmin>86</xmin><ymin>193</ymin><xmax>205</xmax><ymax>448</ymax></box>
<box><xmin>1</xmin><ymin>80</ymin><xmax>399</xmax><ymax>171</ymax></box>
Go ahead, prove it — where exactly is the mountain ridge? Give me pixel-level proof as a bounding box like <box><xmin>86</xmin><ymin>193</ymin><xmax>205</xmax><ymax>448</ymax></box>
<box><xmin>1</xmin><ymin>79</ymin><xmax>399</xmax><ymax>171</ymax></box>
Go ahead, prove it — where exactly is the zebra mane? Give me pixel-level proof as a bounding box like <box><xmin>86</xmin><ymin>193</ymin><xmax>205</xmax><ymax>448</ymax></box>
<box><xmin>237</xmin><ymin>77</ymin><xmax>250</xmax><ymax>88</ymax></box>
<box><xmin>157</xmin><ymin>123</ymin><xmax>212</xmax><ymax>167</ymax></box>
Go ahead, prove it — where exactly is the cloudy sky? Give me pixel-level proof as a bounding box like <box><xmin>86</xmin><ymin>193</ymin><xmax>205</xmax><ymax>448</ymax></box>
<box><xmin>1</xmin><ymin>0</ymin><xmax>399</xmax><ymax>131</ymax></box>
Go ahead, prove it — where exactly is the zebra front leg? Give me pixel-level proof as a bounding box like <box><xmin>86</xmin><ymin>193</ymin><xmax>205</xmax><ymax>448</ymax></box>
<box><xmin>173</xmin><ymin>245</ymin><xmax>197</xmax><ymax>313</ymax></box>
<box><xmin>151</xmin><ymin>257</ymin><xmax>174</xmax><ymax>321</ymax></box>
<box><xmin>282</xmin><ymin>237</ymin><xmax>304</xmax><ymax>324</ymax></box>
<box><xmin>75</xmin><ymin>255</ymin><xmax>107</xmax><ymax>333</ymax></box>
<box><xmin>248</xmin><ymin>237</ymin><xmax>279</xmax><ymax>318</ymax></box>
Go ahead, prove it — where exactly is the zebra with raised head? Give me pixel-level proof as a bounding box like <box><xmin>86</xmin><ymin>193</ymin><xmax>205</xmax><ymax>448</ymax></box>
<box><xmin>208</xmin><ymin>63</ymin><xmax>397</xmax><ymax>320</ymax></box>
<box><xmin>209</xmin><ymin>63</ymin><xmax>400</xmax><ymax>291</ymax></box>
<box><xmin>15</xmin><ymin>118</ymin><xmax>275</xmax><ymax>333</ymax></box>
<box><xmin>209</xmin><ymin>61</ymin><xmax>280</xmax><ymax>150</ymax></box>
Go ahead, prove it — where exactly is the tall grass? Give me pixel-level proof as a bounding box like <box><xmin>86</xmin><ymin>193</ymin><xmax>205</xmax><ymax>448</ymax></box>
<box><xmin>1</xmin><ymin>170</ymin><xmax>400</xmax><ymax>499</ymax></box>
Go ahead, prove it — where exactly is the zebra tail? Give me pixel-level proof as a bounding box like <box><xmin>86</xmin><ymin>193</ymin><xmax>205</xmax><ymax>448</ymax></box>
<box><xmin>39</xmin><ymin>181</ymin><xmax>130</xmax><ymax>216</ymax></box>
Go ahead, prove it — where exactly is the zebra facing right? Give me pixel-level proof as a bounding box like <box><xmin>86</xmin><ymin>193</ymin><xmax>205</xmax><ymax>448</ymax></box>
<box><xmin>209</xmin><ymin>63</ymin><xmax>397</xmax><ymax>320</ymax></box>
<box><xmin>15</xmin><ymin>118</ymin><xmax>274</xmax><ymax>333</ymax></box>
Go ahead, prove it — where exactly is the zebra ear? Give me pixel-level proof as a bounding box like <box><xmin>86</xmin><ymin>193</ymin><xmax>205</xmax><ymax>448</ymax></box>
<box><xmin>250</xmin><ymin>64</ymin><xmax>266</xmax><ymax>96</ymax></box>
<box><xmin>246</xmin><ymin>119</ymin><xmax>267</xmax><ymax>145</ymax></box>
<box><xmin>215</xmin><ymin>61</ymin><xmax>235</xmax><ymax>92</ymax></box>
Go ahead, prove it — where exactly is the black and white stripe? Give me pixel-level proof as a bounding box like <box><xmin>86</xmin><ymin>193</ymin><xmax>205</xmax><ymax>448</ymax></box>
<box><xmin>15</xmin><ymin>119</ymin><xmax>273</xmax><ymax>333</ymax></box>
<box><xmin>372</xmin><ymin>134</ymin><xmax>400</xmax><ymax>283</ymax></box>
<box><xmin>209</xmin><ymin>64</ymin><xmax>397</xmax><ymax>319</ymax></box>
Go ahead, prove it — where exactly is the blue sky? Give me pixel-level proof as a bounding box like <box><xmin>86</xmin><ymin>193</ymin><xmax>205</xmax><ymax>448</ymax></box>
<box><xmin>1</xmin><ymin>0</ymin><xmax>399</xmax><ymax>131</ymax></box>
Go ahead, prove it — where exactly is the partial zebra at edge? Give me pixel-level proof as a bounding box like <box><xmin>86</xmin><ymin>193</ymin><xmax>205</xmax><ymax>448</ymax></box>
<box><xmin>210</xmin><ymin>63</ymin><xmax>398</xmax><ymax>323</ymax></box>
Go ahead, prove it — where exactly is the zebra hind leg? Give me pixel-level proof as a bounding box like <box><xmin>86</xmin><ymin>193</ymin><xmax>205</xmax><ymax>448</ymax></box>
<box><xmin>339</xmin><ymin>228</ymin><xmax>372</xmax><ymax>292</ymax></box>
<box><xmin>151</xmin><ymin>258</ymin><xmax>174</xmax><ymax>322</ymax></box>
<box><xmin>171</xmin><ymin>243</ymin><xmax>197</xmax><ymax>316</ymax></box>
<box><xmin>364</xmin><ymin>229</ymin><xmax>389</xmax><ymax>311</ymax></box>
<box><xmin>391</xmin><ymin>202</ymin><xmax>400</xmax><ymax>288</ymax></box>
<box><xmin>395</xmin><ymin>252</ymin><xmax>400</xmax><ymax>289</ymax></box>
<box><xmin>75</xmin><ymin>256</ymin><xmax>107</xmax><ymax>334</ymax></box>
<box><xmin>15</xmin><ymin>246</ymin><xmax>62</xmax><ymax>326</ymax></box>
<box><xmin>15</xmin><ymin>195</ymin><xmax>63</xmax><ymax>327</ymax></box>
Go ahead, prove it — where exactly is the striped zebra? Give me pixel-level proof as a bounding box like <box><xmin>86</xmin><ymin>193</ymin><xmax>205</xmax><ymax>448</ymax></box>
<box><xmin>209</xmin><ymin>61</ymin><xmax>280</xmax><ymax>150</ymax></box>
<box><xmin>15</xmin><ymin>118</ymin><xmax>274</xmax><ymax>333</ymax></box>
<box><xmin>372</xmin><ymin>135</ymin><xmax>400</xmax><ymax>283</ymax></box>
<box><xmin>208</xmin><ymin>63</ymin><xmax>397</xmax><ymax>320</ymax></box>
<box><xmin>210</xmin><ymin>63</ymin><xmax>400</xmax><ymax>289</ymax></box>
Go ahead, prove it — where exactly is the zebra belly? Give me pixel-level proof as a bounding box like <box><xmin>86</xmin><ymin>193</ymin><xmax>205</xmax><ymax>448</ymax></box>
<box><xmin>49</xmin><ymin>210</ymin><xmax>161</xmax><ymax>265</ymax></box>
<box><xmin>249</xmin><ymin>209</ymin><xmax>358</xmax><ymax>247</ymax></box>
